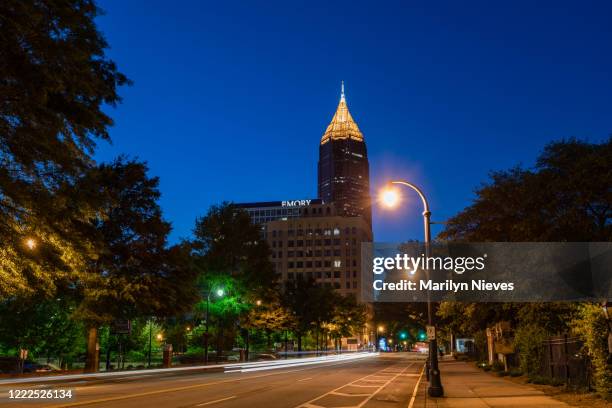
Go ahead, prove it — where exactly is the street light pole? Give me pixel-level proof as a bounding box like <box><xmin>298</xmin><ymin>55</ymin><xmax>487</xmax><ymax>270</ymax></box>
<box><xmin>204</xmin><ymin>292</ymin><xmax>210</xmax><ymax>365</ymax></box>
<box><xmin>147</xmin><ymin>318</ymin><xmax>153</xmax><ymax>368</ymax></box>
<box><xmin>388</xmin><ymin>180</ymin><xmax>444</xmax><ymax>397</ymax></box>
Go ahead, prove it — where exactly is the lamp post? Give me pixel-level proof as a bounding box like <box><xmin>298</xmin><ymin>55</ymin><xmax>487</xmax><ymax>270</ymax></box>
<box><xmin>147</xmin><ymin>319</ymin><xmax>153</xmax><ymax>368</ymax></box>
<box><xmin>204</xmin><ymin>288</ymin><xmax>224</xmax><ymax>365</ymax></box>
<box><xmin>381</xmin><ymin>180</ymin><xmax>444</xmax><ymax>397</ymax></box>
<box><xmin>377</xmin><ymin>325</ymin><xmax>384</xmax><ymax>351</ymax></box>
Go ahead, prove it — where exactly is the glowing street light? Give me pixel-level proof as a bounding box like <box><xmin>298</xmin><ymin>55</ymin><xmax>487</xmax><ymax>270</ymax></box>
<box><xmin>204</xmin><ymin>287</ymin><xmax>226</xmax><ymax>365</ymax></box>
<box><xmin>156</xmin><ymin>333</ymin><xmax>163</xmax><ymax>341</ymax></box>
<box><xmin>380</xmin><ymin>188</ymin><xmax>400</xmax><ymax>208</ymax></box>
<box><xmin>379</xmin><ymin>180</ymin><xmax>444</xmax><ymax>397</ymax></box>
<box><xmin>255</xmin><ymin>299</ymin><xmax>262</xmax><ymax>306</ymax></box>
<box><xmin>24</xmin><ymin>238</ymin><xmax>36</xmax><ymax>250</ymax></box>
<box><xmin>377</xmin><ymin>325</ymin><xmax>385</xmax><ymax>333</ymax></box>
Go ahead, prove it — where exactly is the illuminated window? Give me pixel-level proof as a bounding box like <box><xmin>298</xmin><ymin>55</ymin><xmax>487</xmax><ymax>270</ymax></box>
<box><xmin>334</xmin><ymin>260</ymin><xmax>341</xmax><ymax>268</ymax></box>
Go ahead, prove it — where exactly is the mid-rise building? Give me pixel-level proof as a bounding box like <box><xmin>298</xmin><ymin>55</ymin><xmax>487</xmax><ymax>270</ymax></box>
<box><xmin>235</xmin><ymin>199</ymin><xmax>322</xmax><ymax>226</ymax></box>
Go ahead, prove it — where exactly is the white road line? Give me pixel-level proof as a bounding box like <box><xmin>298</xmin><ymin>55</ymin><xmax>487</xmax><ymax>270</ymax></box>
<box><xmin>330</xmin><ymin>391</ymin><xmax>371</xmax><ymax>397</ymax></box>
<box><xmin>353</xmin><ymin>364</ymin><xmax>414</xmax><ymax>408</ymax></box>
<box><xmin>297</xmin><ymin>377</ymin><xmax>313</xmax><ymax>382</ymax></box>
<box><xmin>407</xmin><ymin>365</ymin><xmax>425</xmax><ymax>408</ymax></box>
<box><xmin>295</xmin><ymin>363</ymin><xmax>414</xmax><ymax>408</ymax></box>
<box><xmin>196</xmin><ymin>395</ymin><xmax>236</xmax><ymax>406</ymax></box>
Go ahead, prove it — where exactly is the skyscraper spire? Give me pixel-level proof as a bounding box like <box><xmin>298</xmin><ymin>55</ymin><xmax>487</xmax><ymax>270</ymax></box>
<box><xmin>321</xmin><ymin>81</ymin><xmax>363</xmax><ymax>145</ymax></box>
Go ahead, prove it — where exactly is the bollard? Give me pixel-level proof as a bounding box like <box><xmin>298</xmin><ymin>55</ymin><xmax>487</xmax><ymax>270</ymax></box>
<box><xmin>163</xmin><ymin>344</ymin><xmax>173</xmax><ymax>368</ymax></box>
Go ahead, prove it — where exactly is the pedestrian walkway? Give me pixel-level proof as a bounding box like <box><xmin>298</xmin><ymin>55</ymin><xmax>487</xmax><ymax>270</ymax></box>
<box><xmin>413</xmin><ymin>361</ymin><xmax>569</xmax><ymax>407</ymax></box>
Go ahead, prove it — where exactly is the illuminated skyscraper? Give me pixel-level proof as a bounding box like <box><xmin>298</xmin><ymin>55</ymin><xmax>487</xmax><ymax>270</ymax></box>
<box><xmin>318</xmin><ymin>83</ymin><xmax>372</xmax><ymax>225</ymax></box>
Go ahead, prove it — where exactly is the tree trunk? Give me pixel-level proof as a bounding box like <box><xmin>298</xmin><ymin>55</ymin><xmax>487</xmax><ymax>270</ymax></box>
<box><xmin>84</xmin><ymin>327</ymin><xmax>99</xmax><ymax>373</ymax></box>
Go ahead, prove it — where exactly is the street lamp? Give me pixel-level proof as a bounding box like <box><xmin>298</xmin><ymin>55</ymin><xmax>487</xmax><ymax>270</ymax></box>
<box><xmin>376</xmin><ymin>325</ymin><xmax>385</xmax><ymax>351</ymax></box>
<box><xmin>380</xmin><ymin>180</ymin><xmax>444</xmax><ymax>397</ymax></box>
<box><xmin>24</xmin><ymin>238</ymin><xmax>37</xmax><ymax>250</ymax></box>
<box><xmin>204</xmin><ymin>287</ymin><xmax>224</xmax><ymax>364</ymax></box>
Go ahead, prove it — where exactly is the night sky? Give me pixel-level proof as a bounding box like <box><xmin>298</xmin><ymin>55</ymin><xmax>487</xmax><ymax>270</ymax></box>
<box><xmin>94</xmin><ymin>0</ymin><xmax>612</xmax><ymax>243</ymax></box>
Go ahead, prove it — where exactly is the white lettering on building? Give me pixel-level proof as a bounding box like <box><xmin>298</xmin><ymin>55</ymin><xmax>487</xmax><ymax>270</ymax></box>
<box><xmin>281</xmin><ymin>200</ymin><xmax>312</xmax><ymax>207</ymax></box>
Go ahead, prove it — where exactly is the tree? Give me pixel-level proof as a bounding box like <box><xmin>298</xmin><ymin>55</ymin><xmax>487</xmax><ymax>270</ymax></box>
<box><xmin>0</xmin><ymin>297</ymin><xmax>84</xmax><ymax>370</ymax></box>
<box><xmin>437</xmin><ymin>137</ymin><xmax>611</xmax><ymax>378</ymax></box>
<box><xmin>70</xmin><ymin>158</ymin><xmax>198</xmax><ymax>371</ymax></box>
<box><xmin>245</xmin><ymin>302</ymin><xmax>292</xmax><ymax>349</ymax></box>
<box><xmin>283</xmin><ymin>277</ymin><xmax>316</xmax><ymax>351</ymax></box>
<box><xmin>0</xmin><ymin>0</ymin><xmax>129</xmax><ymax>299</ymax></box>
<box><xmin>193</xmin><ymin>203</ymin><xmax>276</xmax><ymax>290</ymax></box>
<box><xmin>328</xmin><ymin>294</ymin><xmax>367</xmax><ymax>349</ymax></box>
<box><xmin>439</xmin><ymin>137</ymin><xmax>611</xmax><ymax>242</ymax></box>
<box><xmin>192</xmin><ymin>203</ymin><xmax>276</xmax><ymax>358</ymax></box>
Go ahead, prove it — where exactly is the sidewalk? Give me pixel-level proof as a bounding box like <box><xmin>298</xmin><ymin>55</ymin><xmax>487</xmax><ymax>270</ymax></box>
<box><xmin>414</xmin><ymin>361</ymin><xmax>570</xmax><ymax>407</ymax></box>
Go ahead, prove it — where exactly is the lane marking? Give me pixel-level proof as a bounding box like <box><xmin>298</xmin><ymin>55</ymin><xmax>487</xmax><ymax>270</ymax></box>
<box><xmin>196</xmin><ymin>396</ymin><xmax>236</xmax><ymax>406</ymax></box>
<box><xmin>295</xmin><ymin>362</ymin><xmax>415</xmax><ymax>408</ymax></box>
<box><xmin>407</xmin><ymin>364</ymin><xmax>425</xmax><ymax>408</ymax></box>
<box><xmin>41</xmin><ymin>356</ymin><xmax>375</xmax><ymax>408</ymax></box>
<box><xmin>298</xmin><ymin>377</ymin><xmax>313</xmax><ymax>382</ymax></box>
<box><xmin>330</xmin><ymin>391</ymin><xmax>371</xmax><ymax>397</ymax></box>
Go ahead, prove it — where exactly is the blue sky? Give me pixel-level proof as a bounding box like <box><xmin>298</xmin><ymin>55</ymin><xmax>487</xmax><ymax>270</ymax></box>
<box><xmin>95</xmin><ymin>0</ymin><xmax>612</xmax><ymax>243</ymax></box>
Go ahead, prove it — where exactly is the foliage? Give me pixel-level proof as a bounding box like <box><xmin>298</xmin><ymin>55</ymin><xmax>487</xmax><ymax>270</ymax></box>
<box><xmin>440</xmin><ymin>138</ymin><xmax>611</xmax><ymax>242</ymax></box>
<box><xmin>0</xmin><ymin>297</ymin><xmax>84</xmax><ymax>363</ymax></box>
<box><xmin>437</xmin><ymin>138</ymin><xmax>611</xmax><ymax>393</ymax></box>
<box><xmin>513</xmin><ymin>323</ymin><xmax>548</xmax><ymax>376</ymax></box>
<box><xmin>193</xmin><ymin>203</ymin><xmax>276</xmax><ymax>291</ymax></box>
<box><xmin>72</xmin><ymin>159</ymin><xmax>198</xmax><ymax>326</ymax></box>
<box><xmin>328</xmin><ymin>294</ymin><xmax>367</xmax><ymax>340</ymax></box>
<box><xmin>192</xmin><ymin>203</ymin><xmax>277</xmax><ymax>354</ymax></box>
<box><xmin>571</xmin><ymin>303</ymin><xmax>611</xmax><ymax>400</ymax></box>
<box><xmin>0</xmin><ymin>0</ymin><xmax>129</xmax><ymax>299</ymax></box>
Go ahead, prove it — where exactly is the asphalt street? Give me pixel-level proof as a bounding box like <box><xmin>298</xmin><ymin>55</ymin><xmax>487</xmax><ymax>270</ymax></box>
<box><xmin>0</xmin><ymin>353</ymin><xmax>426</xmax><ymax>408</ymax></box>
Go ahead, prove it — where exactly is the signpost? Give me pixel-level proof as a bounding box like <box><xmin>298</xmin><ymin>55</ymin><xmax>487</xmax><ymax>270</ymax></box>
<box><xmin>427</xmin><ymin>325</ymin><xmax>436</xmax><ymax>340</ymax></box>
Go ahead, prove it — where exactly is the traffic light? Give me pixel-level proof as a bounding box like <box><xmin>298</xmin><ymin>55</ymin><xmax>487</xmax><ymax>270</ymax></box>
<box><xmin>418</xmin><ymin>331</ymin><xmax>426</xmax><ymax>340</ymax></box>
<box><xmin>399</xmin><ymin>331</ymin><xmax>407</xmax><ymax>340</ymax></box>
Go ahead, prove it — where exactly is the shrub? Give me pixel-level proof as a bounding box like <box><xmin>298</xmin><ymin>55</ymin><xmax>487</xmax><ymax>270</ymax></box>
<box><xmin>571</xmin><ymin>303</ymin><xmax>611</xmax><ymax>401</ymax></box>
<box><xmin>529</xmin><ymin>375</ymin><xmax>551</xmax><ymax>385</ymax></box>
<box><xmin>497</xmin><ymin>371</ymin><xmax>509</xmax><ymax>377</ymax></box>
<box><xmin>514</xmin><ymin>324</ymin><xmax>548</xmax><ymax>375</ymax></box>
<box><xmin>509</xmin><ymin>369</ymin><xmax>523</xmax><ymax>377</ymax></box>
<box><xmin>491</xmin><ymin>361</ymin><xmax>504</xmax><ymax>372</ymax></box>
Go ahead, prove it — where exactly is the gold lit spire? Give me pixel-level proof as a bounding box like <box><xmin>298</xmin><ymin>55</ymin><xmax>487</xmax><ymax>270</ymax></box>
<box><xmin>320</xmin><ymin>82</ymin><xmax>364</xmax><ymax>144</ymax></box>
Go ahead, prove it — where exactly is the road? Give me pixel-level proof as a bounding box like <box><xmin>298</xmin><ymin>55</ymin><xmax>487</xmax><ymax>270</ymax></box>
<box><xmin>0</xmin><ymin>353</ymin><xmax>426</xmax><ymax>408</ymax></box>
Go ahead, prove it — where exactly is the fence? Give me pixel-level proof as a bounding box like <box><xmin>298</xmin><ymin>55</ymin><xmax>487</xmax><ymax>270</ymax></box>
<box><xmin>539</xmin><ymin>335</ymin><xmax>591</xmax><ymax>388</ymax></box>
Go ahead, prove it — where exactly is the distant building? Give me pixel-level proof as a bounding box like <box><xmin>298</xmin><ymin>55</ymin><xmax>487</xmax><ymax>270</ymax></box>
<box><xmin>318</xmin><ymin>82</ymin><xmax>372</xmax><ymax>225</ymax></box>
<box><xmin>234</xmin><ymin>84</ymin><xmax>374</xmax><ymax>345</ymax></box>
<box><xmin>235</xmin><ymin>199</ymin><xmax>322</xmax><ymax>226</ymax></box>
<box><xmin>235</xmin><ymin>200</ymin><xmax>371</xmax><ymax>299</ymax></box>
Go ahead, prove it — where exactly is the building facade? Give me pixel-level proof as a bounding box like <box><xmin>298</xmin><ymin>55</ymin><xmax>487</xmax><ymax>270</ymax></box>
<box><xmin>235</xmin><ymin>200</ymin><xmax>371</xmax><ymax>299</ymax></box>
<box><xmin>235</xmin><ymin>199</ymin><xmax>322</xmax><ymax>225</ymax></box>
<box><xmin>266</xmin><ymin>202</ymin><xmax>372</xmax><ymax>299</ymax></box>
<box><xmin>318</xmin><ymin>83</ymin><xmax>372</xmax><ymax>225</ymax></box>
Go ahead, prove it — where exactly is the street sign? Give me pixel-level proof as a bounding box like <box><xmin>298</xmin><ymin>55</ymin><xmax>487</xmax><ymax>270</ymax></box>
<box><xmin>111</xmin><ymin>319</ymin><xmax>131</xmax><ymax>335</ymax></box>
<box><xmin>426</xmin><ymin>325</ymin><xmax>436</xmax><ymax>340</ymax></box>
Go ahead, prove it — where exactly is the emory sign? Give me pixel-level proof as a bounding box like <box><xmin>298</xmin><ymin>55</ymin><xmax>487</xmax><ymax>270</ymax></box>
<box><xmin>282</xmin><ymin>199</ymin><xmax>312</xmax><ymax>207</ymax></box>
